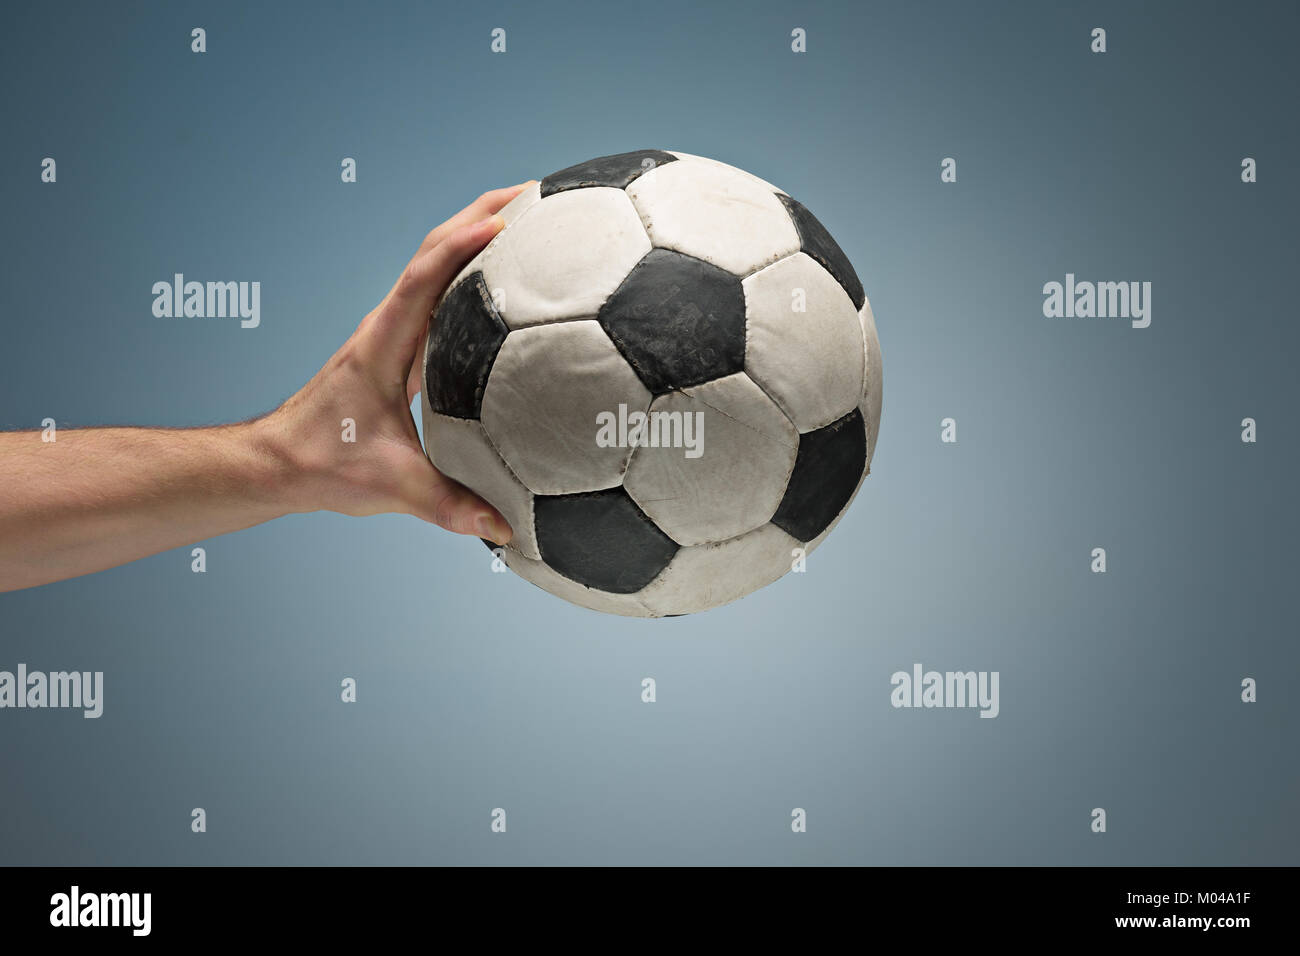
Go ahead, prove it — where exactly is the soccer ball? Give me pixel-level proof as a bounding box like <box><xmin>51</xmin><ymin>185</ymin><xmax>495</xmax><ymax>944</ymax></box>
<box><xmin>421</xmin><ymin>150</ymin><xmax>881</xmax><ymax>616</ymax></box>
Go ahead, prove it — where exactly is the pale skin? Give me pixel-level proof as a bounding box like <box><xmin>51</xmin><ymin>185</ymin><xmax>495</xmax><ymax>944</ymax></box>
<box><xmin>0</xmin><ymin>183</ymin><xmax>533</xmax><ymax>593</ymax></box>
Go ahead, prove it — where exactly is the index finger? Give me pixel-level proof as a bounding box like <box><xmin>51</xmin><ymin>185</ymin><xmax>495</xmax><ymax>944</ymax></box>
<box><xmin>416</xmin><ymin>182</ymin><xmax>534</xmax><ymax>257</ymax></box>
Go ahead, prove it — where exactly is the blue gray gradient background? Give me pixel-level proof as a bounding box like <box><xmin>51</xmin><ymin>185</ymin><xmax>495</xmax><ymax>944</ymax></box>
<box><xmin>1</xmin><ymin>0</ymin><xmax>1296</xmax><ymax>865</ymax></box>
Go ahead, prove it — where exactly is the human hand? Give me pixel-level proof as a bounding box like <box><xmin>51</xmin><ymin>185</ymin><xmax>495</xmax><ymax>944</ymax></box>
<box><xmin>255</xmin><ymin>184</ymin><xmax>532</xmax><ymax>543</ymax></box>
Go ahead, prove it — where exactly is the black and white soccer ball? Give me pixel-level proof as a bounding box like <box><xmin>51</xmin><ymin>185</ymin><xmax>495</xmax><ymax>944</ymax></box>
<box><xmin>421</xmin><ymin>149</ymin><xmax>881</xmax><ymax>616</ymax></box>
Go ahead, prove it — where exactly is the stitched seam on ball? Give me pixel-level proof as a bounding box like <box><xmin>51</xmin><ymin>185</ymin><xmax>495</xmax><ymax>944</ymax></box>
<box><xmin>459</xmin><ymin>407</ymin><xmax>539</xmax><ymax>560</ymax></box>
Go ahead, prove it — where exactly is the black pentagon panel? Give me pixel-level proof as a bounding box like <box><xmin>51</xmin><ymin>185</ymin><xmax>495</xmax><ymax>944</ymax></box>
<box><xmin>597</xmin><ymin>248</ymin><xmax>746</xmax><ymax>395</ymax></box>
<box><xmin>534</xmin><ymin>488</ymin><xmax>679</xmax><ymax>594</ymax></box>
<box><xmin>777</xmin><ymin>194</ymin><xmax>866</xmax><ymax>310</ymax></box>
<box><xmin>540</xmin><ymin>149</ymin><xmax>678</xmax><ymax>197</ymax></box>
<box><xmin>425</xmin><ymin>272</ymin><xmax>509</xmax><ymax>419</ymax></box>
<box><xmin>771</xmin><ymin>408</ymin><xmax>867</xmax><ymax>543</ymax></box>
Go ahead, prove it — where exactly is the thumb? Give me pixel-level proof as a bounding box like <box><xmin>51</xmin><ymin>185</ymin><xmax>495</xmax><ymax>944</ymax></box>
<box><xmin>405</xmin><ymin>463</ymin><xmax>513</xmax><ymax>545</ymax></box>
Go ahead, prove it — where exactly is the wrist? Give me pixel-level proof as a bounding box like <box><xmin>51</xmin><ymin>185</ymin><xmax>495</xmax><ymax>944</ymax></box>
<box><xmin>243</xmin><ymin>414</ymin><xmax>317</xmax><ymax>516</ymax></box>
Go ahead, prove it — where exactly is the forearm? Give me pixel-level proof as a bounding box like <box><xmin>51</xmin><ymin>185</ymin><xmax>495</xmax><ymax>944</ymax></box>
<box><xmin>0</xmin><ymin>196</ymin><xmax>517</xmax><ymax>593</ymax></box>
<box><xmin>0</xmin><ymin>422</ymin><xmax>295</xmax><ymax>592</ymax></box>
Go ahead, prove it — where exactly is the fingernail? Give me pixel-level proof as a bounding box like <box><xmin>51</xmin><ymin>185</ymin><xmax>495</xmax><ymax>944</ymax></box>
<box><xmin>484</xmin><ymin>213</ymin><xmax>505</xmax><ymax>233</ymax></box>
<box><xmin>476</xmin><ymin>514</ymin><xmax>504</xmax><ymax>542</ymax></box>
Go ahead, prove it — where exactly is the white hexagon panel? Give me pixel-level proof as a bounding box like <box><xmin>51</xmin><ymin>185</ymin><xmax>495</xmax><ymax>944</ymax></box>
<box><xmin>626</xmin><ymin>157</ymin><xmax>800</xmax><ymax>276</ymax></box>
<box><xmin>480</xmin><ymin>320</ymin><xmax>651</xmax><ymax>496</ymax></box>
<box><xmin>623</xmin><ymin>372</ymin><xmax>797</xmax><ymax>546</ymax></box>
<box><xmin>480</xmin><ymin>186</ymin><xmax>650</xmax><ymax>329</ymax></box>
<box><xmin>743</xmin><ymin>252</ymin><xmax>865</xmax><ymax>433</ymax></box>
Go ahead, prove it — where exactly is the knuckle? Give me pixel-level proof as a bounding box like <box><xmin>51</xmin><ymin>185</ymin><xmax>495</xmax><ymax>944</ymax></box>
<box><xmin>398</xmin><ymin>256</ymin><xmax>433</xmax><ymax>292</ymax></box>
<box><xmin>429</xmin><ymin>487</ymin><xmax>462</xmax><ymax>532</ymax></box>
<box><xmin>397</xmin><ymin>263</ymin><xmax>421</xmax><ymax>292</ymax></box>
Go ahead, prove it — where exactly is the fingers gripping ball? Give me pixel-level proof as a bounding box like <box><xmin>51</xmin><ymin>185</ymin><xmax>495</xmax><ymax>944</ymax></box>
<box><xmin>422</xmin><ymin>150</ymin><xmax>881</xmax><ymax>616</ymax></box>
